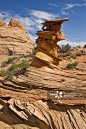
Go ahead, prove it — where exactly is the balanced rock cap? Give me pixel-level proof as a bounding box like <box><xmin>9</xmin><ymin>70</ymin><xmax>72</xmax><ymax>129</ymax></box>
<box><xmin>41</xmin><ymin>18</ymin><xmax>69</xmax><ymax>25</ymax></box>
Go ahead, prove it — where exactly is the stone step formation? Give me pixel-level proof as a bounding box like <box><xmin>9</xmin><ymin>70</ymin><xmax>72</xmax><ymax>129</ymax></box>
<box><xmin>31</xmin><ymin>18</ymin><xmax>69</xmax><ymax>67</ymax></box>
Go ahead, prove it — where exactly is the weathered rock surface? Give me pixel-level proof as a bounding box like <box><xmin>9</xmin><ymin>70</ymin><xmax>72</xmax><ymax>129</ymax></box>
<box><xmin>0</xmin><ymin>18</ymin><xmax>34</xmax><ymax>55</ymax></box>
<box><xmin>0</xmin><ymin>18</ymin><xmax>86</xmax><ymax>129</ymax></box>
<box><xmin>33</xmin><ymin>18</ymin><xmax>69</xmax><ymax>67</ymax></box>
<box><xmin>0</xmin><ymin>65</ymin><xmax>86</xmax><ymax>128</ymax></box>
<box><xmin>70</xmin><ymin>45</ymin><xmax>86</xmax><ymax>54</ymax></box>
<box><xmin>0</xmin><ymin>19</ymin><xmax>6</xmax><ymax>26</ymax></box>
<box><xmin>0</xmin><ymin>85</ymin><xmax>86</xmax><ymax>129</ymax></box>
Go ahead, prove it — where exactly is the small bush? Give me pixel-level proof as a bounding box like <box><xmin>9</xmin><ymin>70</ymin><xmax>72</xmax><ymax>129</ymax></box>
<box><xmin>0</xmin><ymin>70</ymin><xmax>16</xmax><ymax>80</ymax></box>
<box><xmin>22</xmin><ymin>59</ymin><xmax>27</xmax><ymax>63</ymax></box>
<box><xmin>29</xmin><ymin>59</ymin><xmax>33</xmax><ymax>61</ymax></box>
<box><xmin>59</xmin><ymin>56</ymin><xmax>66</xmax><ymax>60</ymax></box>
<box><xmin>24</xmin><ymin>54</ymin><xmax>35</xmax><ymax>58</ymax></box>
<box><xmin>70</xmin><ymin>54</ymin><xmax>77</xmax><ymax>59</ymax></box>
<box><xmin>59</xmin><ymin>44</ymin><xmax>71</xmax><ymax>53</ymax></box>
<box><xmin>20</xmin><ymin>63</ymin><xmax>29</xmax><ymax>70</ymax></box>
<box><xmin>0</xmin><ymin>71</ymin><xmax>6</xmax><ymax>76</ymax></box>
<box><xmin>82</xmin><ymin>83</ymin><xmax>86</xmax><ymax>87</ymax></box>
<box><xmin>8</xmin><ymin>64</ymin><xmax>19</xmax><ymax>71</ymax></box>
<box><xmin>30</xmin><ymin>85</ymin><xmax>34</xmax><ymax>90</ymax></box>
<box><xmin>5</xmin><ymin>70</ymin><xmax>16</xmax><ymax>81</ymax></box>
<box><xmin>2</xmin><ymin>57</ymin><xmax>17</xmax><ymax>65</ymax></box>
<box><xmin>32</xmin><ymin>49</ymin><xmax>35</xmax><ymax>55</ymax></box>
<box><xmin>4</xmin><ymin>63</ymin><xmax>29</xmax><ymax>80</ymax></box>
<box><xmin>8</xmin><ymin>49</ymin><xmax>13</xmax><ymax>56</ymax></box>
<box><xmin>66</xmin><ymin>61</ymin><xmax>79</xmax><ymax>69</ymax></box>
<box><xmin>8</xmin><ymin>63</ymin><xmax>29</xmax><ymax>71</ymax></box>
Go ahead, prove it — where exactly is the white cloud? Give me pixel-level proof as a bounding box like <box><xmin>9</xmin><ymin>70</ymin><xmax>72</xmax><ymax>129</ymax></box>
<box><xmin>71</xmin><ymin>10</ymin><xmax>75</xmax><ymax>14</ymax></box>
<box><xmin>48</xmin><ymin>3</ymin><xmax>59</xmax><ymax>7</ymax></box>
<box><xmin>0</xmin><ymin>9</ymin><xmax>85</xmax><ymax>48</ymax></box>
<box><xmin>65</xmin><ymin>3</ymin><xmax>85</xmax><ymax>9</ymax></box>
<box><xmin>32</xmin><ymin>18</ymin><xmax>44</xmax><ymax>30</ymax></box>
<box><xmin>30</xmin><ymin>10</ymin><xmax>59</xmax><ymax>20</ymax></box>
<box><xmin>0</xmin><ymin>9</ymin><xmax>60</xmax><ymax>42</ymax></box>
<box><xmin>0</xmin><ymin>12</ymin><xmax>6</xmax><ymax>19</ymax></box>
<box><xmin>0</xmin><ymin>11</ymin><xmax>12</xmax><ymax>20</ymax></box>
<box><xmin>57</xmin><ymin>40</ymin><xmax>86</xmax><ymax>47</ymax></box>
<box><xmin>82</xmin><ymin>3</ymin><xmax>86</xmax><ymax>6</ymax></box>
<box><xmin>61</xmin><ymin>11</ymin><xmax>69</xmax><ymax>15</ymax></box>
<box><xmin>65</xmin><ymin>4</ymin><xmax>74</xmax><ymax>9</ymax></box>
<box><xmin>61</xmin><ymin>2</ymin><xmax>86</xmax><ymax>16</ymax></box>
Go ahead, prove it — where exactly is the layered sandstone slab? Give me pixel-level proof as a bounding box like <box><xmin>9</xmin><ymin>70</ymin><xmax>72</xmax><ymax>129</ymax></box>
<box><xmin>34</xmin><ymin>48</ymin><xmax>62</xmax><ymax>65</ymax></box>
<box><xmin>0</xmin><ymin>74</ymin><xmax>86</xmax><ymax>129</ymax></box>
<box><xmin>36</xmin><ymin>39</ymin><xmax>60</xmax><ymax>56</ymax></box>
<box><xmin>0</xmin><ymin>18</ymin><xmax>34</xmax><ymax>55</ymax></box>
<box><xmin>0</xmin><ymin>96</ymin><xmax>86</xmax><ymax>129</ymax></box>
<box><xmin>36</xmin><ymin>31</ymin><xmax>66</xmax><ymax>42</ymax></box>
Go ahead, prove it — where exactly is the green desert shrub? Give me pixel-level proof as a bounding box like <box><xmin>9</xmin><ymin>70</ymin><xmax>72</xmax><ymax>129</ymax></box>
<box><xmin>59</xmin><ymin>44</ymin><xmax>71</xmax><ymax>53</ymax></box>
<box><xmin>8</xmin><ymin>63</ymin><xmax>29</xmax><ymax>71</ymax></box>
<box><xmin>2</xmin><ymin>57</ymin><xmax>17</xmax><ymax>65</ymax></box>
<box><xmin>30</xmin><ymin>85</ymin><xmax>34</xmax><ymax>90</ymax></box>
<box><xmin>0</xmin><ymin>70</ymin><xmax>15</xmax><ymax>80</ymax></box>
<box><xmin>66</xmin><ymin>61</ymin><xmax>79</xmax><ymax>69</ymax></box>
<box><xmin>5</xmin><ymin>70</ymin><xmax>16</xmax><ymax>81</ymax></box>
<box><xmin>70</xmin><ymin>54</ymin><xmax>77</xmax><ymax>59</ymax></box>
<box><xmin>32</xmin><ymin>49</ymin><xmax>35</xmax><ymax>55</ymax></box>
<box><xmin>59</xmin><ymin>56</ymin><xmax>66</xmax><ymax>60</ymax></box>
<box><xmin>24</xmin><ymin>54</ymin><xmax>35</xmax><ymax>58</ymax></box>
<box><xmin>82</xmin><ymin>83</ymin><xmax>86</xmax><ymax>87</ymax></box>
<box><xmin>8</xmin><ymin>64</ymin><xmax>19</xmax><ymax>71</ymax></box>
<box><xmin>0</xmin><ymin>71</ymin><xmax>6</xmax><ymax>76</ymax></box>
<box><xmin>4</xmin><ymin>63</ymin><xmax>29</xmax><ymax>80</ymax></box>
<box><xmin>8</xmin><ymin>49</ymin><xmax>13</xmax><ymax>56</ymax></box>
<box><xmin>0</xmin><ymin>62</ymin><xmax>29</xmax><ymax>80</ymax></box>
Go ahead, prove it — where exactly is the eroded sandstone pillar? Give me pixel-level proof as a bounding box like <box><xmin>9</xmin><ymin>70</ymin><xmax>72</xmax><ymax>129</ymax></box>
<box><xmin>31</xmin><ymin>18</ymin><xmax>69</xmax><ymax>67</ymax></box>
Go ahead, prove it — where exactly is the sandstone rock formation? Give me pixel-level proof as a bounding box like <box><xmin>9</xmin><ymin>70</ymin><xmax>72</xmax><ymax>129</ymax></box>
<box><xmin>12</xmin><ymin>18</ymin><xmax>86</xmax><ymax>100</ymax></box>
<box><xmin>0</xmin><ymin>18</ymin><xmax>34</xmax><ymax>55</ymax></box>
<box><xmin>0</xmin><ymin>18</ymin><xmax>86</xmax><ymax>129</ymax></box>
<box><xmin>31</xmin><ymin>18</ymin><xmax>69</xmax><ymax>68</ymax></box>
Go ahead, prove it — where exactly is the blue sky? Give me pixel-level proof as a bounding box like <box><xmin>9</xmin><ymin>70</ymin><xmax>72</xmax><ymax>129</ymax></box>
<box><xmin>0</xmin><ymin>0</ymin><xmax>86</xmax><ymax>47</ymax></box>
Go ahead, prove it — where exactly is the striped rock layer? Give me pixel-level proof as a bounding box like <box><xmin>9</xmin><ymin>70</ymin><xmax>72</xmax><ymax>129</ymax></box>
<box><xmin>31</xmin><ymin>18</ymin><xmax>69</xmax><ymax>67</ymax></box>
